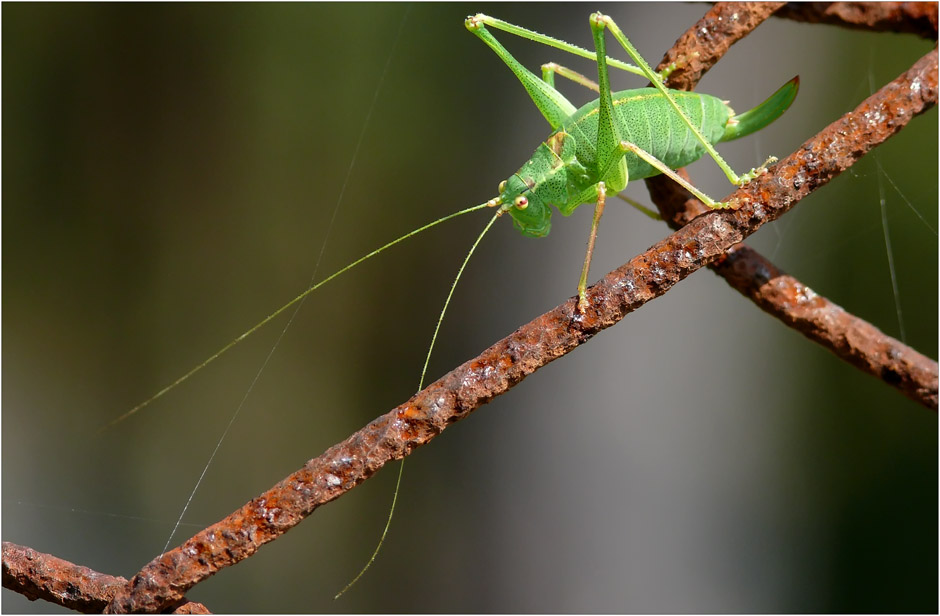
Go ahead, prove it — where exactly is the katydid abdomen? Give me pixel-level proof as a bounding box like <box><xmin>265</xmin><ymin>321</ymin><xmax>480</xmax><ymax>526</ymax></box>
<box><xmin>566</xmin><ymin>88</ymin><xmax>731</xmax><ymax>184</ymax></box>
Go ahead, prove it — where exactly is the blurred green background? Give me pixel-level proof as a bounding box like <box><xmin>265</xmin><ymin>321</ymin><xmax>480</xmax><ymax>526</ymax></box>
<box><xmin>3</xmin><ymin>3</ymin><xmax>936</xmax><ymax>613</ymax></box>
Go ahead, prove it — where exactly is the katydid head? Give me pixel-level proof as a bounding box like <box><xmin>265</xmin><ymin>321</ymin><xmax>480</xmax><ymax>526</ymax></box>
<box><xmin>490</xmin><ymin>174</ymin><xmax>552</xmax><ymax>238</ymax></box>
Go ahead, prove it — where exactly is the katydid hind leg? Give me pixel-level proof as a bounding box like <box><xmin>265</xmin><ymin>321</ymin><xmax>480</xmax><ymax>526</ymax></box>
<box><xmin>593</xmin><ymin>12</ymin><xmax>773</xmax><ymax>190</ymax></box>
<box><xmin>471</xmin><ymin>13</ymin><xmax>647</xmax><ymax>79</ymax></box>
<box><xmin>465</xmin><ymin>15</ymin><xmax>576</xmax><ymax>130</ymax></box>
<box><xmin>568</xmin><ymin>14</ymin><xmax>632</xmax><ymax>313</ymax></box>
<box><xmin>588</xmin><ymin>14</ymin><xmax>628</xmax><ymax>191</ymax></box>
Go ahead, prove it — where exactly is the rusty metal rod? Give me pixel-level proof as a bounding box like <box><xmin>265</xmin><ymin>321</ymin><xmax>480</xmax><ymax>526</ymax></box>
<box><xmin>2</xmin><ymin>541</ymin><xmax>208</xmax><ymax>614</ymax></box>
<box><xmin>775</xmin><ymin>2</ymin><xmax>938</xmax><ymax>39</ymax></box>
<box><xmin>647</xmin><ymin>2</ymin><xmax>939</xmax><ymax>409</ymax></box>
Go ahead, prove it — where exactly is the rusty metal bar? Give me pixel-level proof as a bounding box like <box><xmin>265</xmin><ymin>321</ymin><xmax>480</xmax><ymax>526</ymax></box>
<box><xmin>718</xmin><ymin>244</ymin><xmax>938</xmax><ymax>406</ymax></box>
<box><xmin>647</xmin><ymin>170</ymin><xmax>938</xmax><ymax>409</ymax></box>
<box><xmin>1</xmin><ymin>541</ymin><xmax>208</xmax><ymax>614</ymax></box>
<box><xmin>655</xmin><ymin>2</ymin><xmax>786</xmax><ymax>91</ymax></box>
<box><xmin>775</xmin><ymin>2</ymin><xmax>938</xmax><ymax>39</ymax></box>
<box><xmin>647</xmin><ymin>2</ymin><xmax>939</xmax><ymax>409</ymax></box>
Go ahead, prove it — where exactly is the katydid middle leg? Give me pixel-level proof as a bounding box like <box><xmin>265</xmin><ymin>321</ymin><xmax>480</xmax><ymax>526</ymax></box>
<box><xmin>541</xmin><ymin>62</ymin><xmax>600</xmax><ymax>92</ymax></box>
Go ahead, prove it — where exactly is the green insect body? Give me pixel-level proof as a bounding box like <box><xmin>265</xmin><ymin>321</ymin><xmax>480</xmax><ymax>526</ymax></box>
<box><xmin>500</xmin><ymin>83</ymin><xmax>798</xmax><ymax>238</ymax></box>
<box><xmin>467</xmin><ymin>12</ymin><xmax>798</xmax><ymax>309</ymax></box>
<box><xmin>500</xmin><ymin>88</ymin><xmax>733</xmax><ymax>238</ymax></box>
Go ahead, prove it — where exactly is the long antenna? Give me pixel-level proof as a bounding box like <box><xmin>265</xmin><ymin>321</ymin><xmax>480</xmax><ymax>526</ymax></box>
<box><xmin>335</xmin><ymin>209</ymin><xmax>502</xmax><ymax>599</ymax></box>
<box><xmin>100</xmin><ymin>204</ymin><xmax>489</xmax><ymax>433</ymax></box>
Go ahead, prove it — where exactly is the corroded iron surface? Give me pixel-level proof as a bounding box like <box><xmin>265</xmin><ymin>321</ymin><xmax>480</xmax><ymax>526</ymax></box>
<box><xmin>1</xmin><ymin>542</ymin><xmax>208</xmax><ymax>614</ymax></box>
<box><xmin>656</xmin><ymin>3</ymin><xmax>787</xmax><ymax>91</ymax></box>
<box><xmin>647</xmin><ymin>3</ymin><xmax>938</xmax><ymax>409</ymax></box>
<box><xmin>776</xmin><ymin>2</ymin><xmax>938</xmax><ymax>39</ymax></box>
<box><xmin>716</xmin><ymin>244</ymin><xmax>938</xmax><ymax>407</ymax></box>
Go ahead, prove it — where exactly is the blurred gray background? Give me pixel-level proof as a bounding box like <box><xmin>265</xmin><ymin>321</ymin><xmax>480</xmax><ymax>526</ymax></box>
<box><xmin>4</xmin><ymin>3</ymin><xmax>936</xmax><ymax>613</ymax></box>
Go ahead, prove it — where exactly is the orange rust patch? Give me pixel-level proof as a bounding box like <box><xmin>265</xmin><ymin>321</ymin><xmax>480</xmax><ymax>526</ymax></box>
<box><xmin>469</xmin><ymin>358</ymin><xmax>490</xmax><ymax>372</ymax></box>
<box><xmin>397</xmin><ymin>420</ymin><xmax>419</xmax><ymax>441</ymax></box>
<box><xmin>397</xmin><ymin>404</ymin><xmax>422</xmax><ymax>420</ymax></box>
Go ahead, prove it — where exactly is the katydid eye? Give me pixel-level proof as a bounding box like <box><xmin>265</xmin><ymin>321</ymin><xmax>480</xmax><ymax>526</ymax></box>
<box><xmin>513</xmin><ymin>195</ymin><xmax>528</xmax><ymax>209</ymax></box>
<box><xmin>498</xmin><ymin>180</ymin><xmax>507</xmax><ymax>193</ymax></box>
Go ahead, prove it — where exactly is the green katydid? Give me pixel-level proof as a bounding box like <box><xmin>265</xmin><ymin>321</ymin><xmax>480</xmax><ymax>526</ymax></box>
<box><xmin>465</xmin><ymin>12</ymin><xmax>798</xmax><ymax>311</ymax></box>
